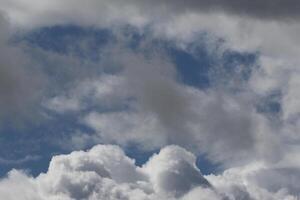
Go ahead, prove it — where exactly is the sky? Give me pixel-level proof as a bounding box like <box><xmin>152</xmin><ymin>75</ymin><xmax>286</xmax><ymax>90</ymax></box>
<box><xmin>0</xmin><ymin>1</ymin><xmax>300</xmax><ymax>200</ymax></box>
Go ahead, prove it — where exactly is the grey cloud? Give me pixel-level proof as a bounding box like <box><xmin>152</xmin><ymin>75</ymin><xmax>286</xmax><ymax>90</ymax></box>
<box><xmin>79</xmin><ymin>45</ymin><xmax>277</xmax><ymax>165</ymax></box>
<box><xmin>0</xmin><ymin>13</ymin><xmax>113</xmax><ymax>126</ymax></box>
<box><xmin>249</xmin><ymin>167</ymin><xmax>300</xmax><ymax>196</ymax></box>
<box><xmin>2</xmin><ymin>0</ymin><xmax>300</xmax><ymax>31</ymax></box>
<box><xmin>0</xmin><ymin>14</ymin><xmax>45</xmax><ymax>126</ymax></box>
<box><xmin>206</xmin><ymin>163</ymin><xmax>300</xmax><ymax>200</ymax></box>
<box><xmin>32</xmin><ymin>31</ymin><xmax>284</xmax><ymax>166</ymax></box>
<box><xmin>137</xmin><ymin>0</ymin><xmax>300</xmax><ymax>21</ymax></box>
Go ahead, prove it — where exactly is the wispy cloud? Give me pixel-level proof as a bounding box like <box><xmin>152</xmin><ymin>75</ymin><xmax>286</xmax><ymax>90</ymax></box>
<box><xmin>0</xmin><ymin>155</ymin><xmax>41</xmax><ymax>165</ymax></box>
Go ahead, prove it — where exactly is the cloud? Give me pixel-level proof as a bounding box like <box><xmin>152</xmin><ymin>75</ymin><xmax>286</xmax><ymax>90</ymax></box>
<box><xmin>0</xmin><ymin>145</ymin><xmax>212</xmax><ymax>200</ymax></box>
<box><xmin>72</xmin><ymin>47</ymin><xmax>281</xmax><ymax>166</ymax></box>
<box><xmin>2</xmin><ymin>0</ymin><xmax>300</xmax><ymax>60</ymax></box>
<box><xmin>207</xmin><ymin>163</ymin><xmax>300</xmax><ymax>200</ymax></box>
<box><xmin>14</xmin><ymin>29</ymin><xmax>273</xmax><ymax>167</ymax></box>
<box><xmin>2</xmin><ymin>0</ymin><xmax>300</xmax><ymax>30</ymax></box>
<box><xmin>0</xmin><ymin>144</ymin><xmax>298</xmax><ymax>200</ymax></box>
<box><xmin>249</xmin><ymin>167</ymin><xmax>300</xmax><ymax>196</ymax></box>
<box><xmin>0</xmin><ymin>11</ymin><xmax>291</xmax><ymax>169</ymax></box>
<box><xmin>21</xmin><ymin>36</ymin><xmax>280</xmax><ymax>168</ymax></box>
<box><xmin>0</xmin><ymin>14</ymin><xmax>45</xmax><ymax>125</ymax></box>
<box><xmin>142</xmin><ymin>145</ymin><xmax>211</xmax><ymax>197</ymax></box>
<box><xmin>0</xmin><ymin>155</ymin><xmax>40</xmax><ymax>165</ymax></box>
<box><xmin>44</xmin><ymin>75</ymin><xmax>128</xmax><ymax>113</ymax></box>
<box><xmin>2</xmin><ymin>0</ymin><xmax>300</xmax><ymax>59</ymax></box>
<box><xmin>2</xmin><ymin>0</ymin><xmax>300</xmax><ymax>130</ymax></box>
<box><xmin>7</xmin><ymin>0</ymin><xmax>298</xmax><ymax>144</ymax></box>
<box><xmin>144</xmin><ymin>0</ymin><xmax>300</xmax><ymax>21</ymax></box>
<box><xmin>0</xmin><ymin>1</ymin><xmax>300</xmax><ymax>199</ymax></box>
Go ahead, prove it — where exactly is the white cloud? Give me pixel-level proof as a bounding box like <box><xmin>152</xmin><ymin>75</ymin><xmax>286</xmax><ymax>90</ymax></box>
<box><xmin>142</xmin><ymin>145</ymin><xmax>211</xmax><ymax>198</ymax></box>
<box><xmin>0</xmin><ymin>145</ymin><xmax>210</xmax><ymax>200</ymax></box>
<box><xmin>44</xmin><ymin>75</ymin><xmax>128</xmax><ymax>113</ymax></box>
<box><xmin>0</xmin><ymin>144</ymin><xmax>299</xmax><ymax>200</ymax></box>
<box><xmin>207</xmin><ymin>163</ymin><xmax>300</xmax><ymax>200</ymax></box>
<box><xmin>45</xmin><ymin>96</ymin><xmax>82</xmax><ymax>113</ymax></box>
<box><xmin>83</xmin><ymin>111</ymin><xmax>167</xmax><ymax>150</ymax></box>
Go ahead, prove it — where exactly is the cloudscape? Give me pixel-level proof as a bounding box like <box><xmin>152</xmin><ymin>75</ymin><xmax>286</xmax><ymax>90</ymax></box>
<box><xmin>0</xmin><ymin>1</ymin><xmax>300</xmax><ymax>199</ymax></box>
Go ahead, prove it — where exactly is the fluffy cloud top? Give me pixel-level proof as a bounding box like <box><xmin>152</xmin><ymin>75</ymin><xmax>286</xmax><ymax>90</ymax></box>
<box><xmin>0</xmin><ymin>144</ymin><xmax>298</xmax><ymax>200</ymax></box>
<box><xmin>0</xmin><ymin>145</ymin><xmax>210</xmax><ymax>200</ymax></box>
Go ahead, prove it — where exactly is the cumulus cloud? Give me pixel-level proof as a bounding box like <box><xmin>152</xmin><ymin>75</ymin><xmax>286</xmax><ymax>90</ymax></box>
<box><xmin>0</xmin><ymin>145</ymin><xmax>210</xmax><ymax>200</ymax></box>
<box><xmin>0</xmin><ymin>145</ymin><xmax>298</xmax><ymax>200</ymax></box>
<box><xmin>207</xmin><ymin>163</ymin><xmax>300</xmax><ymax>200</ymax></box>
<box><xmin>142</xmin><ymin>145</ymin><xmax>211</xmax><ymax>197</ymax></box>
